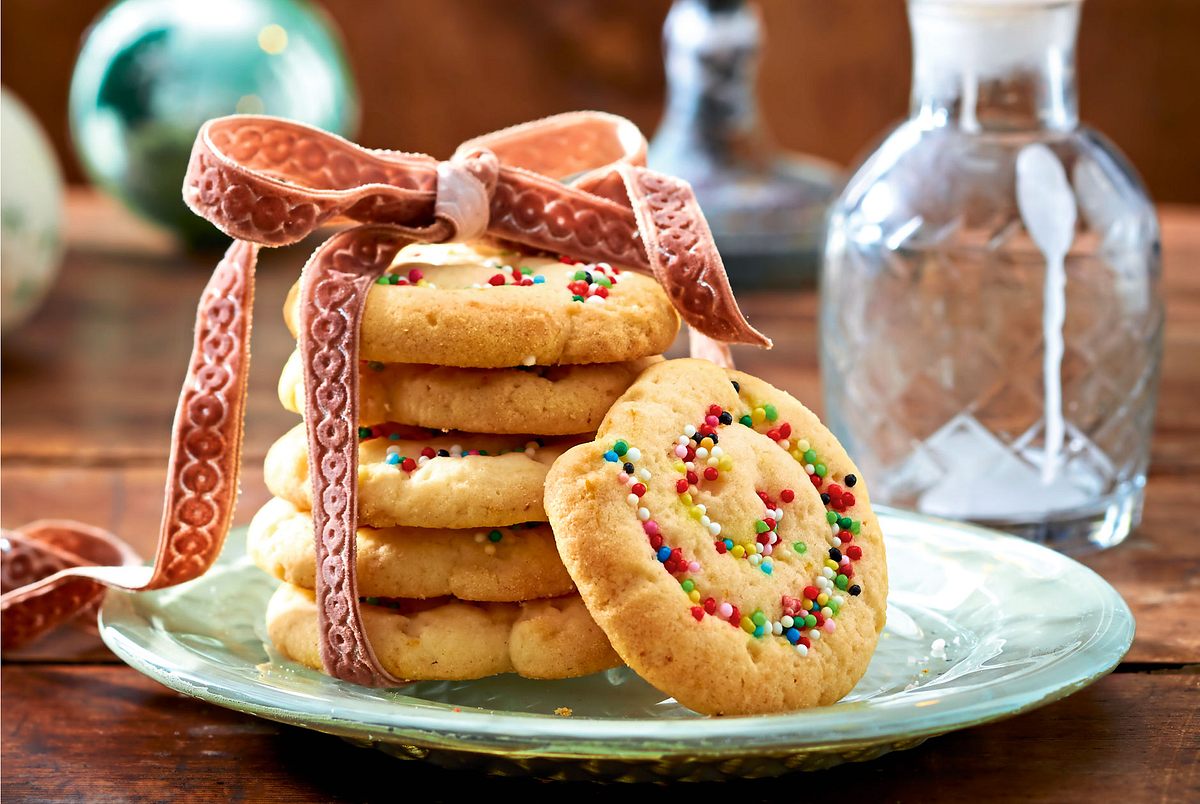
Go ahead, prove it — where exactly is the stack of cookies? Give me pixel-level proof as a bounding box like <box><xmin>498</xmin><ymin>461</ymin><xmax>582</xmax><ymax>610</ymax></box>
<box><xmin>249</xmin><ymin>241</ymin><xmax>679</xmax><ymax>681</ymax></box>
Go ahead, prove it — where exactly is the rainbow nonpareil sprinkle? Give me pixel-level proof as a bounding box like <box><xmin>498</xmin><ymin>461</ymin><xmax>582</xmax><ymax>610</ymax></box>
<box><xmin>601</xmin><ymin>395</ymin><xmax>867</xmax><ymax>656</ymax></box>
<box><xmin>361</xmin><ymin>426</ymin><xmax>545</xmax><ymax>475</ymax></box>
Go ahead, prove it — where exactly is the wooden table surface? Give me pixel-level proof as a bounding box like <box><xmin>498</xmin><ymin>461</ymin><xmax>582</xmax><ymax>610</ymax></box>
<box><xmin>3</xmin><ymin>191</ymin><xmax>1197</xmax><ymax>801</ymax></box>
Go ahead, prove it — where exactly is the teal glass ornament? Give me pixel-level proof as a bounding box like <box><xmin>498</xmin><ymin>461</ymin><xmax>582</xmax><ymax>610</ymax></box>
<box><xmin>69</xmin><ymin>0</ymin><xmax>359</xmax><ymax>245</ymax></box>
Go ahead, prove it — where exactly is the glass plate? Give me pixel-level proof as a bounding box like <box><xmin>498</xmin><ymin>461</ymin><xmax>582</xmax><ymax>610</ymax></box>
<box><xmin>99</xmin><ymin>507</ymin><xmax>1133</xmax><ymax>781</ymax></box>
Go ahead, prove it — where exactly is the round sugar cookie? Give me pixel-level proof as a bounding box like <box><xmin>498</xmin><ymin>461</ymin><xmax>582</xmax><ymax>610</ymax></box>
<box><xmin>266</xmin><ymin>583</ymin><xmax>621</xmax><ymax>681</ymax></box>
<box><xmin>545</xmin><ymin>358</ymin><xmax>887</xmax><ymax>716</ymax></box>
<box><xmin>283</xmin><ymin>241</ymin><xmax>680</xmax><ymax>368</ymax></box>
<box><xmin>248</xmin><ymin>497</ymin><xmax>574</xmax><ymax>602</ymax></box>
<box><xmin>278</xmin><ymin>349</ymin><xmax>660</xmax><ymax>435</ymax></box>
<box><xmin>264</xmin><ymin>423</ymin><xmax>583</xmax><ymax>528</ymax></box>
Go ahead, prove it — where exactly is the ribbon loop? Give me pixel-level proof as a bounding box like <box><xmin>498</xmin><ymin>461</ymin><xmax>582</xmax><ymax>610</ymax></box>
<box><xmin>456</xmin><ymin>111</ymin><xmax>647</xmax><ymax>179</ymax></box>
<box><xmin>184</xmin><ymin>116</ymin><xmax>438</xmax><ymax>246</ymax></box>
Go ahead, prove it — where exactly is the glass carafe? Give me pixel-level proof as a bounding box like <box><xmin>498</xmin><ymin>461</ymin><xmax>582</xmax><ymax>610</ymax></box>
<box><xmin>821</xmin><ymin>0</ymin><xmax>1163</xmax><ymax>552</ymax></box>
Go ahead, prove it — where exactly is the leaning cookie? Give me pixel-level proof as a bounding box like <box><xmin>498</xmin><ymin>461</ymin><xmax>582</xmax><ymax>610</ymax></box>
<box><xmin>267</xmin><ymin>583</ymin><xmax>621</xmax><ymax>681</ymax></box>
<box><xmin>264</xmin><ymin>423</ymin><xmax>582</xmax><ymax>528</ymax></box>
<box><xmin>545</xmin><ymin>359</ymin><xmax>887</xmax><ymax>716</ymax></box>
<box><xmin>278</xmin><ymin>350</ymin><xmax>660</xmax><ymax>436</ymax></box>
<box><xmin>283</xmin><ymin>242</ymin><xmax>680</xmax><ymax>368</ymax></box>
<box><xmin>248</xmin><ymin>497</ymin><xmax>574</xmax><ymax>602</ymax></box>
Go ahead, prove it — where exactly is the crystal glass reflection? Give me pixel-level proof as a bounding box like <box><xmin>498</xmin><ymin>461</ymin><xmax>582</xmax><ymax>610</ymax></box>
<box><xmin>821</xmin><ymin>0</ymin><xmax>1163</xmax><ymax>552</ymax></box>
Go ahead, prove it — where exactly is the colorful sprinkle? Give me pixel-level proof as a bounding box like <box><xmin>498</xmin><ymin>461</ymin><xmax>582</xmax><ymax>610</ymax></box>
<box><xmin>600</xmin><ymin>398</ymin><xmax>868</xmax><ymax>657</ymax></box>
<box><xmin>566</xmin><ymin>261</ymin><xmax>619</xmax><ymax>302</ymax></box>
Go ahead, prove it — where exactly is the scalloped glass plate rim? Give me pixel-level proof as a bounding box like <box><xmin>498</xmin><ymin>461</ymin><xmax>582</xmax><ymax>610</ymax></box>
<box><xmin>99</xmin><ymin>506</ymin><xmax>1134</xmax><ymax>760</ymax></box>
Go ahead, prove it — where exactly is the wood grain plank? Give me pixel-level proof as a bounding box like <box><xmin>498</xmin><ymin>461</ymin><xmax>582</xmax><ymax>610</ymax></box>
<box><xmin>0</xmin><ymin>198</ymin><xmax>301</xmax><ymax>463</ymax></box>
<box><xmin>0</xmin><ymin>217</ymin><xmax>515</xmax><ymax>462</ymax></box>
<box><xmin>0</xmin><ymin>464</ymin><xmax>272</xmax><ymax>557</ymax></box>
<box><xmin>2</xmin><ymin>665</ymin><xmax>1196</xmax><ymax>801</ymax></box>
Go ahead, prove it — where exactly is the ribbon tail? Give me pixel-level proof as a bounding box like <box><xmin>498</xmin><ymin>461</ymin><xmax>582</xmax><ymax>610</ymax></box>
<box><xmin>0</xmin><ymin>240</ymin><xmax>258</xmax><ymax>651</ymax></box>
<box><xmin>297</xmin><ymin>225</ymin><xmax>414</xmax><ymax>687</ymax></box>
<box><xmin>612</xmin><ymin>164</ymin><xmax>771</xmax><ymax>349</ymax></box>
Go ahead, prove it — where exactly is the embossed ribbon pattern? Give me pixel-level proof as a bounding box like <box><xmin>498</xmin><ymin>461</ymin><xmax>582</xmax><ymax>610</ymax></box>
<box><xmin>0</xmin><ymin>241</ymin><xmax>257</xmax><ymax>649</ymax></box>
<box><xmin>299</xmin><ymin>227</ymin><xmax>415</xmax><ymax>685</ymax></box>
<box><xmin>1</xmin><ymin>112</ymin><xmax>768</xmax><ymax>684</ymax></box>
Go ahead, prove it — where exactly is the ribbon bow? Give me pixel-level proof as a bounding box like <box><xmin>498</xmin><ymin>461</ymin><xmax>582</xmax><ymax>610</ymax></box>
<box><xmin>1</xmin><ymin>112</ymin><xmax>770</xmax><ymax>685</ymax></box>
<box><xmin>186</xmin><ymin>112</ymin><xmax>768</xmax><ymax>346</ymax></box>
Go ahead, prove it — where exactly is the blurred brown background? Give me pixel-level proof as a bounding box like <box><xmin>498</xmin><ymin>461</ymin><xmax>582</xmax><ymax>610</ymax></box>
<box><xmin>3</xmin><ymin>0</ymin><xmax>1198</xmax><ymax>201</ymax></box>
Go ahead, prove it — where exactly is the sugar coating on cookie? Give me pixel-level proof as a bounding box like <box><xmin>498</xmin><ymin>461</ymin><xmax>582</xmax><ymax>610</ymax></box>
<box><xmin>278</xmin><ymin>350</ymin><xmax>661</xmax><ymax>435</ymax></box>
<box><xmin>248</xmin><ymin>497</ymin><xmax>574</xmax><ymax>601</ymax></box>
<box><xmin>545</xmin><ymin>359</ymin><xmax>887</xmax><ymax>716</ymax></box>
<box><xmin>266</xmin><ymin>583</ymin><xmax>621</xmax><ymax>681</ymax></box>
<box><xmin>282</xmin><ymin>242</ymin><xmax>680</xmax><ymax>368</ymax></box>
<box><xmin>265</xmin><ymin>423</ymin><xmax>583</xmax><ymax>528</ymax></box>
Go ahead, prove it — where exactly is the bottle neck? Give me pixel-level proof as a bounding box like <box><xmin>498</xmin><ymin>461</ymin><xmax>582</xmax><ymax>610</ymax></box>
<box><xmin>908</xmin><ymin>0</ymin><xmax>1080</xmax><ymax>132</ymax></box>
<box><xmin>658</xmin><ymin>0</ymin><xmax>767</xmax><ymax>155</ymax></box>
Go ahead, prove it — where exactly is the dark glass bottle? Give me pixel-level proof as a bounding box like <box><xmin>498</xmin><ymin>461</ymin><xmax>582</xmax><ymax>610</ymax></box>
<box><xmin>648</xmin><ymin>0</ymin><xmax>839</xmax><ymax>289</ymax></box>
